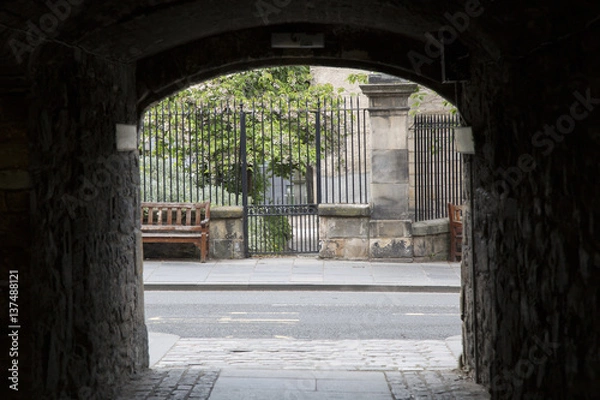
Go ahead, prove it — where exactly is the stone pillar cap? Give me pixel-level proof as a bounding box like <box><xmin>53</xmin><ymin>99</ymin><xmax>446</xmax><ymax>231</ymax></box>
<box><xmin>367</xmin><ymin>73</ymin><xmax>409</xmax><ymax>84</ymax></box>
<box><xmin>359</xmin><ymin>82</ymin><xmax>419</xmax><ymax>97</ymax></box>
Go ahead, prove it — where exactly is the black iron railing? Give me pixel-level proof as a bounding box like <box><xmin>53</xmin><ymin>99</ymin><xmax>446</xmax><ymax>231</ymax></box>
<box><xmin>140</xmin><ymin>98</ymin><xmax>369</xmax><ymax>255</ymax></box>
<box><xmin>414</xmin><ymin>114</ymin><xmax>464</xmax><ymax>221</ymax></box>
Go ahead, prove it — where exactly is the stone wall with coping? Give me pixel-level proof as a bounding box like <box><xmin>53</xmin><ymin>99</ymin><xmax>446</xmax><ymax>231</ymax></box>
<box><xmin>412</xmin><ymin>218</ymin><xmax>450</xmax><ymax>262</ymax></box>
<box><xmin>210</xmin><ymin>206</ymin><xmax>245</xmax><ymax>259</ymax></box>
<box><xmin>318</xmin><ymin>204</ymin><xmax>450</xmax><ymax>261</ymax></box>
<box><xmin>369</xmin><ymin>219</ymin><xmax>413</xmax><ymax>261</ymax></box>
<box><xmin>318</xmin><ymin>204</ymin><xmax>371</xmax><ymax>260</ymax></box>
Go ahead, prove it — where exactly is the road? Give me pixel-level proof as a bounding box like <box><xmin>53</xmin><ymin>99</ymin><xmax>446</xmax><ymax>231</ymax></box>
<box><xmin>144</xmin><ymin>291</ymin><xmax>461</xmax><ymax>340</ymax></box>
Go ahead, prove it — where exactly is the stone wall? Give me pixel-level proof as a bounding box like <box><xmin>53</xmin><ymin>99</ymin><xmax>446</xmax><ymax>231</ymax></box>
<box><xmin>459</xmin><ymin>32</ymin><xmax>600</xmax><ymax>397</ymax></box>
<box><xmin>318</xmin><ymin>204</ymin><xmax>370</xmax><ymax>259</ymax></box>
<box><xmin>210</xmin><ymin>206</ymin><xmax>245</xmax><ymax>259</ymax></box>
<box><xmin>317</xmin><ymin>79</ymin><xmax>454</xmax><ymax>262</ymax></box>
<box><xmin>25</xmin><ymin>46</ymin><xmax>148</xmax><ymax>399</ymax></box>
<box><xmin>318</xmin><ymin>204</ymin><xmax>450</xmax><ymax>262</ymax></box>
<box><xmin>310</xmin><ymin>66</ymin><xmax>370</xmax><ymax>103</ymax></box>
<box><xmin>412</xmin><ymin>218</ymin><xmax>450</xmax><ymax>262</ymax></box>
<box><xmin>369</xmin><ymin>219</ymin><xmax>414</xmax><ymax>261</ymax></box>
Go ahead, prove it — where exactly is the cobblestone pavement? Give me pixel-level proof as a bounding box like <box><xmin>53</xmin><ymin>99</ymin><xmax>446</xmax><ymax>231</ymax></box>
<box><xmin>118</xmin><ymin>338</ymin><xmax>490</xmax><ymax>399</ymax></box>
<box><xmin>118</xmin><ymin>367</ymin><xmax>489</xmax><ymax>399</ymax></box>
<box><xmin>154</xmin><ymin>339</ymin><xmax>459</xmax><ymax>370</ymax></box>
<box><xmin>117</xmin><ymin>367</ymin><xmax>218</xmax><ymax>400</ymax></box>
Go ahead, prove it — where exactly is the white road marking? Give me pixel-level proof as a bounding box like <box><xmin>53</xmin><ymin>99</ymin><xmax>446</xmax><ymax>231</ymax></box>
<box><xmin>218</xmin><ymin>317</ymin><xmax>299</xmax><ymax>324</ymax></box>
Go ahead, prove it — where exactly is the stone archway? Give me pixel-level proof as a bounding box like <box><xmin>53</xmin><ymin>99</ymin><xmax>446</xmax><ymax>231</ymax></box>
<box><xmin>1</xmin><ymin>2</ymin><xmax>599</xmax><ymax>398</ymax></box>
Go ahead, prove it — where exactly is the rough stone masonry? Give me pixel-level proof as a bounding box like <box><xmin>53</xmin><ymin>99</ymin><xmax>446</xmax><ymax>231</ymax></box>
<box><xmin>0</xmin><ymin>1</ymin><xmax>598</xmax><ymax>399</ymax></box>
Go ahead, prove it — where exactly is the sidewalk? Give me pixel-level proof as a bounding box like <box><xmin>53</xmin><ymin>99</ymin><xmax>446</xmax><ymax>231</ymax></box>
<box><xmin>143</xmin><ymin>256</ymin><xmax>461</xmax><ymax>292</ymax></box>
<box><xmin>132</xmin><ymin>257</ymin><xmax>489</xmax><ymax>399</ymax></box>
<box><xmin>126</xmin><ymin>334</ymin><xmax>490</xmax><ymax>400</ymax></box>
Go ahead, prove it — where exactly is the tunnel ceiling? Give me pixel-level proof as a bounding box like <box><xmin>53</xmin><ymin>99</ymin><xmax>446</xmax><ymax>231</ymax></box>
<box><xmin>1</xmin><ymin>1</ymin><xmax>599</xmax><ymax>97</ymax></box>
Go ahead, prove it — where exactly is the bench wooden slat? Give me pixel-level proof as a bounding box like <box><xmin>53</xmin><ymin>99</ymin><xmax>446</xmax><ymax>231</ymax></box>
<box><xmin>142</xmin><ymin>232</ymin><xmax>204</xmax><ymax>238</ymax></box>
<box><xmin>166</xmin><ymin>207</ymin><xmax>173</xmax><ymax>225</ymax></box>
<box><xmin>186</xmin><ymin>207</ymin><xmax>192</xmax><ymax>225</ymax></box>
<box><xmin>141</xmin><ymin>225</ymin><xmax>205</xmax><ymax>232</ymax></box>
<box><xmin>142</xmin><ymin>201</ymin><xmax>201</xmax><ymax>208</ymax></box>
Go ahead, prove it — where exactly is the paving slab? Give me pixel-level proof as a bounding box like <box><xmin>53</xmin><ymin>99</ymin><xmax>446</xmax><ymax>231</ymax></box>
<box><xmin>208</xmin><ymin>370</ymin><xmax>392</xmax><ymax>400</ymax></box>
<box><xmin>117</xmin><ymin>367</ymin><xmax>489</xmax><ymax>400</ymax></box>
<box><xmin>148</xmin><ymin>332</ymin><xmax>180</xmax><ymax>367</ymax></box>
<box><xmin>144</xmin><ymin>257</ymin><xmax>461</xmax><ymax>292</ymax></box>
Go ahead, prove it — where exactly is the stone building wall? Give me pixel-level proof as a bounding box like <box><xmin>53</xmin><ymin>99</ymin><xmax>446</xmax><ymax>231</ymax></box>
<box><xmin>310</xmin><ymin>66</ymin><xmax>370</xmax><ymax>102</ymax></box>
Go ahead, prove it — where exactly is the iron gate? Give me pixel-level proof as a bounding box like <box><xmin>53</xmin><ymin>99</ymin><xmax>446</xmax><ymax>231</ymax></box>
<box><xmin>140</xmin><ymin>98</ymin><xmax>368</xmax><ymax>256</ymax></box>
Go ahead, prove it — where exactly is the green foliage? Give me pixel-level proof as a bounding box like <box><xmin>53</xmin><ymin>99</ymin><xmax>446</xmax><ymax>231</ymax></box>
<box><xmin>141</xmin><ymin>67</ymin><xmax>347</xmax><ymax>203</ymax></box>
<box><xmin>249</xmin><ymin>215</ymin><xmax>293</xmax><ymax>253</ymax></box>
<box><xmin>409</xmin><ymin>87</ymin><xmax>427</xmax><ymax>116</ymax></box>
<box><xmin>346</xmin><ymin>72</ymin><xmax>369</xmax><ymax>85</ymax></box>
<box><xmin>171</xmin><ymin>66</ymin><xmax>338</xmax><ymax>105</ymax></box>
<box><xmin>409</xmin><ymin>86</ymin><xmax>458</xmax><ymax>116</ymax></box>
<box><xmin>139</xmin><ymin>156</ymin><xmax>236</xmax><ymax>204</ymax></box>
<box><xmin>442</xmin><ymin>99</ymin><xmax>458</xmax><ymax>115</ymax></box>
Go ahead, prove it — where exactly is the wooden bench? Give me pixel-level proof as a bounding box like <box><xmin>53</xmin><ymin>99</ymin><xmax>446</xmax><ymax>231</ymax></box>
<box><xmin>448</xmin><ymin>203</ymin><xmax>464</xmax><ymax>262</ymax></box>
<box><xmin>141</xmin><ymin>202</ymin><xmax>210</xmax><ymax>262</ymax></box>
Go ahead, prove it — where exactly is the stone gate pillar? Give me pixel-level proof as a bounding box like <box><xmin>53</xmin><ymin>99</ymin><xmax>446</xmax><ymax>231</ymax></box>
<box><xmin>361</xmin><ymin>75</ymin><xmax>417</xmax><ymax>260</ymax></box>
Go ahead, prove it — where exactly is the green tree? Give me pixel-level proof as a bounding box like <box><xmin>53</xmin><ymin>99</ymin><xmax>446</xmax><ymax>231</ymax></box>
<box><xmin>173</xmin><ymin>66</ymin><xmax>341</xmax><ymax>104</ymax></box>
<box><xmin>141</xmin><ymin>66</ymin><xmax>346</xmax><ymax>204</ymax></box>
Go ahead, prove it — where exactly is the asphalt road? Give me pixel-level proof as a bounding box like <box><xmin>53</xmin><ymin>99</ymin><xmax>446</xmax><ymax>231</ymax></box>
<box><xmin>144</xmin><ymin>291</ymin><xmax>461</xmax><ymax>340</ymax></box>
